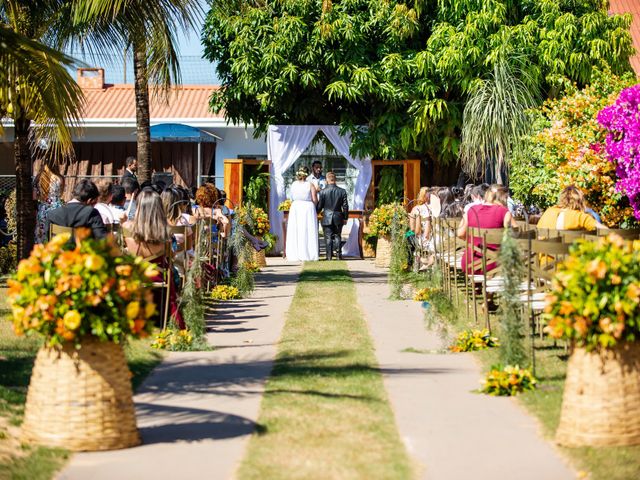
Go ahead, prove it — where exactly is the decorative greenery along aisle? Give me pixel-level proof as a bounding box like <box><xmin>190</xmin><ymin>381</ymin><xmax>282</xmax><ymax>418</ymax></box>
<box><xmin>237</xmin><ymin>261</ymin><xmax>412</xmax><ymax>480</ymax></box>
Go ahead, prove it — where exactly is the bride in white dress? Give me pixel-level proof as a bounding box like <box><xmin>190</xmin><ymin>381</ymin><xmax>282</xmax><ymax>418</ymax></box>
<box><xmin>286</xmin><ymin>166</ymin><xmax>319</xmax><ymax>261</ymax></box>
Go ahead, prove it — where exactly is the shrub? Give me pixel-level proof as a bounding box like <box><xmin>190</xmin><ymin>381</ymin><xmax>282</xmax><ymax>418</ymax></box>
<box><xmin>0</xmin><ymin>243</ymin><xmax>17</xmax><ymax>274</ymax></box>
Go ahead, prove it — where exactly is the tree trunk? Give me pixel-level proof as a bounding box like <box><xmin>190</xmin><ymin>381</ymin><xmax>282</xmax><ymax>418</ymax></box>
<box><xmin>15</xmin><ymin>117</ymin><xmax>36</xmax><ymax>260</ymax></box>
<box><xmin>133</xmin><ymin>42</ymin><xmax>152</xmax><ymax>184</ymax></box>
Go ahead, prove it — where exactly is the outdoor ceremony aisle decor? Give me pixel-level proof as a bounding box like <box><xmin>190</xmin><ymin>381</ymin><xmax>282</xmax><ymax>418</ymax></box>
<box><xmin>7</xmin><ymin>230</ymin><xmax>157</xmax><ymax>451</ymax></box>
<box><xmin>545</xmin><ymin>234</ymin><xmax>640</xmax><ymax>447</ymax></box>
<box><xmin>369</xmin><ymin>203</ymin><xmax>407</xmax><ymax>268</ymax></box>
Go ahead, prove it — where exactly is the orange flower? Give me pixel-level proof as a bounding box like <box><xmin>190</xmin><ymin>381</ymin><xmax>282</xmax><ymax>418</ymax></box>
<box><xmin>558</xmin><ymin>301</ymin><xmax>575</xmax><ymax>316</ymax></box>
<box><xmin>586</xmin><ymin>259</ymin><xmax>607</xmax><ymax>280</ymax></box>
<box><xmin>7</xmin><ymin>279</ymin><xmax>22</xmax><ymax>296</ymax></box>
<box><xmin>627</xmin><ymin>283</ymin><xmax>640</xmax><ymax>303</ymax></box>
<box><xmin>611</xmin><ymin>274</ymin><xmax>622</xmax><ymax>285</ymax></box>
<box><xmin>115</xmin><ymin>265</ymin><xmax>133</xmax><ymax>277</ymax></box>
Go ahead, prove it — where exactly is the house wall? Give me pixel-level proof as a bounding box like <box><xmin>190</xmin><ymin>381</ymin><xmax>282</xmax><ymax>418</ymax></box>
<box><xmin>210</xmin><ymin>127</ymin><xmax>267</xmax><ymax>188</ymax></box>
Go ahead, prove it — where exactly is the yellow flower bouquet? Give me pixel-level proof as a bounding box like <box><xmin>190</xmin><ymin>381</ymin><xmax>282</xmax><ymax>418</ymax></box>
<box><xmin>211</xmin><ymin>284</ymin><xmax>241</xmax><ymax>301</ymax></box>
<box><xmin>369</xmin><ymin>203</ymin><xmax>407</xmax><ymax>237</ymax></box>
<box><xmin>7</xmin><ymin>230</ymin><xmax>158</xmax><ymax>347</ymax></box>
<box><xmin>544</xmin><ymin>234</ymin><xmax>640</xmax><ymax>350</ymax></box>
<box><xmin>237</xmin><ymin>206</ymin><xmax>271</xmax><ymax>236</ymax></box>
<box><xmin>278</xmin><ymin>199</ymin><xmax>292</xmax><ymax>211</ymax></box>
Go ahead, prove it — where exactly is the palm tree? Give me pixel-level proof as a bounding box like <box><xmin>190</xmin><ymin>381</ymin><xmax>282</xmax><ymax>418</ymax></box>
<box><xmin>0</xmin><ymin>2</ymin><xmax>83</xmax><ymax>260</ymax></box>
<box><xmin>73</xmin><ymin>0</ymin><xmax>202</xmax><ymax>183</ymax></box>
<box><xmin>459</xmin><ymin>58</ymin><xmax>538</xmax><ymax>184</ymax></box>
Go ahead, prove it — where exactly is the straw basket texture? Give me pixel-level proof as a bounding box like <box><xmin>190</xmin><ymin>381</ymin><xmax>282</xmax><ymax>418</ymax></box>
<box><xmin>253</xmin><ymin>241</ymin><xmax>267</xmax><ymax>267</ymax></box>
<box><xmin>374</xmin><ymin>235</ymin><xmax>392</xmax><ymax>268</ymax></box>
<box><xmin>556</xmin><ymin>342</ymin><xmax>640</xmax><ymax>447</ymax></box>
<box><xmin>21</xmin><ymin>338</ymin><xmax>140</xmax><ymax>451</ymax></box>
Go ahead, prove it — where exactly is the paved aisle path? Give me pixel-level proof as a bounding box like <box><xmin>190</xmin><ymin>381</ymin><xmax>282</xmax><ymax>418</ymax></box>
<box><xmin>59</xmin><ymin>258</ymin><xmax>301</xmax><ymax>480</ymax></box>
<box><xmin>349</xmin><ymin>260</ymin><xmax>575</xmax><ymax>480</ymax></box>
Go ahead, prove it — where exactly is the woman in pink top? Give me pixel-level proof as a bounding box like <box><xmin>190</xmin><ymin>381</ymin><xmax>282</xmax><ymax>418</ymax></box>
<box><xmin>457</xmin><ymin>185</ymin><xmax>515</xmax><ymax>273</ymax></box>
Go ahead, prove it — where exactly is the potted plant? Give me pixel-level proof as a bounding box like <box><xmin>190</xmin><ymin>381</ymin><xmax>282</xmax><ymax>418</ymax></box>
<box><xmin>369</xmin><ymin>203</ymin><xmax>406</xmax><ymax>268</ymax></box>
<box><xmin>545</xmin><ymin>234</ymin><xmax>640</xmax><ymax>446</ymax></box>
<box><xmin>7</xmin><ymin>230</ymin><xmax>157</xmax><ymax>451</ymax></box>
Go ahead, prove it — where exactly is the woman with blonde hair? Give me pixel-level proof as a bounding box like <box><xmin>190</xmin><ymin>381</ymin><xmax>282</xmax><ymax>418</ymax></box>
<box><xmin>123</xmin><ymin>189</ymin><xmax>185</xmax><ymax>329</ymax></box>
<box><xmin>537</xmin><ymin>185</ymin><xmax>607</xmax><ymax>231</ymax></box>
<box><xmin>409</xmin><ymin>187</ymin><xmax>433</xmax><ymax>269</ymax></box>
<box><xmin>285</xmin><ymin>165</ymin><xmax>319</xmax><ymax>261</ymax></box>
<box><xmin>33</xmin><ymin>159</ymin><xmax>64</xmax><ymax>243</ymax></box>
<box><xmin>457</xmin><ymin>184</ymin><xmax>516</xmax><ymax>273</ymax></box>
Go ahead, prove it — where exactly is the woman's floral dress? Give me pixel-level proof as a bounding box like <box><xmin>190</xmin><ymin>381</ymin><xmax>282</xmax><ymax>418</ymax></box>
<box><xmin>34</xmin><ymin>177</ymin><xmax>63</xmax><ymax>244</ymax></box>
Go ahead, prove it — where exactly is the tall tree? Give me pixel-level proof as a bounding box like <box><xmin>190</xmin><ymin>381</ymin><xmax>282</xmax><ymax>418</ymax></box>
<box><xmin>203</xmin><ymin>0</ymin><xmax>633</xmax><ymax>177</ymax></box>
<box><xmin>73</xmin><ymin>0</ymin><xmax>202</xmax><ymax>183</ymax></box>
<box><xmin>0</xmin><ymin>1</ymin><xmax>83</xmax><ymax>260</ymax></box>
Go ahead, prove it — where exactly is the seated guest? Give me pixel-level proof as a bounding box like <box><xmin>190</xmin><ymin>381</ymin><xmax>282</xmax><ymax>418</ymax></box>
<box><xmin>94</xmin><ymin>179</ymin><xmax>117</xmax><ymax>225</ymax></box>
<box><xmin>110</xmin><ymin>184</ymin><xmax>127</xmax><ymax>221</ymax></box>
<box><xmin>537</xmin><ymin>185</ymin><xmax>607</xmax><ymax>231</ymax></box>
<box><xmin>46</xmin><ymin>179</ymin><xmax>107</xmax><ymax>239</ymax></box>
<box><xmin>122</xmin><ymin>177</ymin><xmax>140</xmax><ymax>221</ymax></box>
<box><xmin>161</xmin><ymin>187</ymin><xmax>193</xmax><ymax>250</ymax></box>
<box><xmin>218</xmin><ymin>189</ymin><xmax>234</xmax><ymax>216</ymax></box>
<box><xmin>464</xmin><ymin>184</ymin><xmax>489</xmax><ymax>213</ymax></box>
<box><xmin>195</xmin><ymin>184</ymin><xmax>230</xmax><ymax>237</ymax></box>
<box><xmin>457</xmin><ymin>185</ymin><xmax>516</xmax><ymax>273</ymax></box>
<box><xmin>122</xmin><ymin>189</ymin><xmax>185</xmax><ymax>329</ymax></box>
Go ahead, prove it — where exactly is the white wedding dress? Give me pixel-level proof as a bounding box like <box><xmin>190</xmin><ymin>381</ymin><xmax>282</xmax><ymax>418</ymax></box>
<box><xmin>286</xmin><ymin>181</ymin><xmax>319</xmax><ymax>261</ymax></box>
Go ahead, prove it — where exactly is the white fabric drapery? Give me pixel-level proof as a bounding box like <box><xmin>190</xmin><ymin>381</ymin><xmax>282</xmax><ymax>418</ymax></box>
<box><xmin>267</xmin><ymin>125</ymin><xmax>371</xmax><ymax>257</ymax></box>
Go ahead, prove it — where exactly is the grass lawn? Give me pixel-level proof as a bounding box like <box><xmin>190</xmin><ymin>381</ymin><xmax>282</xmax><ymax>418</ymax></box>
<box><xmin>237</xmin><ymin>261</ymin><xmax>413</xmax><ymax>480</ymax></box>
<box><xmin>412</xmin><ymin>272</ymin><xmax>640</xmax><ymax>480</ymax></box>
<box><xmin>0</xmin><ymin>288</ymin><xmax>164</xmax><ymax>480</ymax></box>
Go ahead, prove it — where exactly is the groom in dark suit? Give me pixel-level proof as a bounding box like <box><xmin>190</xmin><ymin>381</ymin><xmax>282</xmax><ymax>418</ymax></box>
<box><xmin>316</xmin><ymin>171</ymin><xmax>349</xmax><ymax>260</ymax></box>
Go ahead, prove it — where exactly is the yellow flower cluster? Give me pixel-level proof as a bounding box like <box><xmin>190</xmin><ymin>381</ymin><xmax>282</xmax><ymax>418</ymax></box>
<box><xmin>413</xmin><ymin>287</ymin><xmax>441</xmax><ymax>302</ymax></box>
<box><xmin>210</xmin><ymin>284</ymin><xmax>241</xmax><ymax>301</ymax></box>
<box><xmin>238</xmin><ymin>206</ymin><xmax>271</xmax><ymax>236</ymax></box>
<box><xmin>8</xmin><ymin>229</ymin><xmax>158</xmax><ymax>347</ymax></box>
<box><xmin>544</xmin><ymin>234</ymin><xmax>640</xmax><ymax>350</ymax></box>
<box><xmin>244</xmin><ymin>261</ymin><xmax>261</xmax><ymax>273</ymax></box>
<box><xmin>369</xmin><ymin>203</ymin><xmax>408</xmax><ymax>237</ymax></box>
<box><xmin>481</xmin><ymin>365</ymin><xmax>537</xmax><ymax>396</ymax></box>
<box><xmin>450</xmin><ymin>329</ymin><xmax>500</xmax><ymax>352</ymax></box>
<box><xmin>151</xmin><ymin>328</ymin><xmax>193</xmax><ymax>351</ymax></box>
<box><xmin>278</xmin><ymin>199</ymin><xmax>292</xmax><ymax>211</ymax></box>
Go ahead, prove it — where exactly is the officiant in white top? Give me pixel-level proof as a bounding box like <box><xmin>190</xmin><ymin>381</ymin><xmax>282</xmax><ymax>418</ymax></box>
<box><xmin>306</xmin><ymin>161</ymin><xmax>326</xmax><ymax>190</ymax></box>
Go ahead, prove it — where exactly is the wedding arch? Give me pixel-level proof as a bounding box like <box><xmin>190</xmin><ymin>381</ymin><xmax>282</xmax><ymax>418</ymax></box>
<box><xmin>267</xmin><ymin>125</ymin><xmax>372</xmax><ymax>256</ymax></box>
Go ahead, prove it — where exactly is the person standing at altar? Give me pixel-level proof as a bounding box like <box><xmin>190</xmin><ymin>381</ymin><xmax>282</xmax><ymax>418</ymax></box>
<box><xmin>306</xmin><ymin>161</ymin><xmax>326</xmax><ymax>190</ymax></box>
<box><xmin>286</xmin><ymin>166</ymin><xmax>319</xmax><ymax>262</ymax></box>
<box><xmin>316</xmin><ymin>172</ymin><xmax>348</xmax><ymax>260</ymax></box>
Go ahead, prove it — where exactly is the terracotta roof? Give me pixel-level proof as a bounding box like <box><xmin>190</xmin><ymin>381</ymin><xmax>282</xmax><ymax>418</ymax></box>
<box><xmin>610</xmin><ymin>0</ymin><xmax>640</xmax><ymax>75</ymax></box>
<box><xmin>81</xmin><ymin>84</ymin><xmax>222</xmax><ymax>120</ymax></box>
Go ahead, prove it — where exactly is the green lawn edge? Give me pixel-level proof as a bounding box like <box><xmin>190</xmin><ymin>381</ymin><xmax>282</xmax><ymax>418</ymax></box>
<box><xmin>237</xmin><ymin>260</ymin><xmax>413</xmax><ymax>480</ymax></box>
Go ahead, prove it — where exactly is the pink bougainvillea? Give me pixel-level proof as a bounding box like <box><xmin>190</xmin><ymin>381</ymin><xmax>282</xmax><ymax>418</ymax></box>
<box><xmin>597</xmin><ymin>84</ymin><xmax>640</xmax><ymax>220</ymax></box>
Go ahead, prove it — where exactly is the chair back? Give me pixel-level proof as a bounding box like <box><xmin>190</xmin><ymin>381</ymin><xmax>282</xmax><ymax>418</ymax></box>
<box><xmin>49</xmin><ymin>224</ymin><xmax>73</xmax><ymax>240</ymax></box>
<box><xmin>597</xmin><ymin>228</ymin><xmax>640</xmax><ymax>240</ymax></box>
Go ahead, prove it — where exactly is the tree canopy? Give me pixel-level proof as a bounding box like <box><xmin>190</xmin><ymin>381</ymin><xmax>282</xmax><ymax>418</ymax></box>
<box><xmin>203</xmin><ymin>0</ymin><xmax>634</xmax><ymax>163</ymax></box>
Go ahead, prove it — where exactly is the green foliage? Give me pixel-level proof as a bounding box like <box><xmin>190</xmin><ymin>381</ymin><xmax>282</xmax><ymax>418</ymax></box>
<box><xmin>203</xmin><ymin>0</ymin><xmax>633</xmax><ymax>161</ymax></box>
<box><xmin>498</xmin><ymin>229</ymin><xmax>528</xmax><ymax>367</ymax></box>
<box><xmin>388</xmin><ymin>209</ymin><xmax>409</xmax><ymax>299</ymax></box>
<box><xmin>377</xmin><ymin>166</ymin><xmax>403</xmax><ymax>206</ymax></box>
<box><xmin>230</xmin><ymin>208</ymin><xmax>256</xmax><ymax>296</ymax></box>
<box><xmin>450</xmin><ymin>329</ymin><xmax>500</xmax><ymax>352</ymax></box>
<box><xmin>244</xmin><ymin>170</ymin><xmax>270</xmax><ymax>212</ymax></box>
<box><xmin>481</xmin><ymin>365</ymin><xmax>537</xmax><ymax>396</ymax></box>
<box><xmin>0</xmin><ymin>243</ymin><xmax>16</xmax><ymax>274</ymax></box>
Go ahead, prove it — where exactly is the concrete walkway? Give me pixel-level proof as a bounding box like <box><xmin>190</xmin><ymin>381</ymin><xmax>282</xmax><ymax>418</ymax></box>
<box><xmin>348</xmin><ymin>260</ymin><xmax>576</xmax><ymax>480</ymax></box>
<box><xmin>59</xmin><ymin>258</ymin><xmax>301</xmax><ymax>480</ymax></box>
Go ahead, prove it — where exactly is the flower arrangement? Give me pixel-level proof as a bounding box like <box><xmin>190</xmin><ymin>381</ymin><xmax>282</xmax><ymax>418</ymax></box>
<box><xmin>211</xmin><ymin>284</ymin><xmax>241</xmax><ymax>301</ymax></box>
<box><xmin>151</xmin><ymin>328</ymin><xmax>194</xmax><ymax>351</ymax></box>
<box><xmin>278</xmin><ymin>199</ymin><xmax>292</xmax><ymax>211</ymax></box>
<box><xmin>544</xmin><ymin>234</ymin><xmax>640</xmax><ymax>350</ymax></box>
<box><xmin>450</xmin><ymin>329</ymin><xmax>500</xmax><ymax>352</ymax></box>
<box><xmin>369</xmin><ymin>203</ymin><xmax>408</xmax><ymax>237</ymax></box>
<box><xmin>598</xmin><ymin>83</ymin><xmax>640</xmax><ymax>220</ymax></box>
<box><xmin>413</xmin><ymin>287</ymin><xmax>441</xmax><ymax>302</ymax></box>
<box><xmin>244</xmin><ymin>261</ymin><xmax>261</xmax><ymax>273</ymax></box>
<box><xmin>481</xmin><ymin>365</ymin><xmax>537</xmax><ymax>396</ymax></box>
<box><xmin>238</xmin><ymin>205</ymin><xmax>271</xmax><ymax>236</ymax></box>
<box><xmin>7</xmin><ymin>231</ymin><xmax>157</xmax><ymax>347</ymax></box>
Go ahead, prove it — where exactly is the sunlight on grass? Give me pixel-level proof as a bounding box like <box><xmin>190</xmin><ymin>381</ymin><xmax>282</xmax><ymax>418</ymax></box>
<box><xmin>238</xmin><ymin>261</ymin><xmax>413</xmax><ymax>480</ymax></box>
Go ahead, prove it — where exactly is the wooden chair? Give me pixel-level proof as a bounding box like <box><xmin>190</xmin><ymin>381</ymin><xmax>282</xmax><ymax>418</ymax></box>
<box><xmin>49</xmin><ymin>224</ymin><xmax>73</xmax><ymax>240</ymax></box>
<box><xmin>597</xmin><ymin>228</ymin><xmax>640</xmax><ymax>240</ymax></box>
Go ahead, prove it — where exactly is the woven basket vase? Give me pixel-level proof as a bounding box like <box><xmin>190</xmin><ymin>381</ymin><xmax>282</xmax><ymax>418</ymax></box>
<box><xmin>253</xmin><ymin>247</ymin><xmax>267</xmax><ymax>268</ymax></box>
<box><xmin>556</xmin><ymin>342</ymin><xmax>640</xmax><ymax>447</ymax></box>
<box><xmin>21</xmin><ymin>338</ymin><xmax>141</xmax><ymax>451</ymax></box>
<box><xmin>374</xmin><ymin>235</ymin><xmax>392</xmax><ymax>268</ymax></box>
